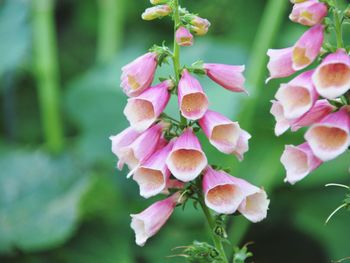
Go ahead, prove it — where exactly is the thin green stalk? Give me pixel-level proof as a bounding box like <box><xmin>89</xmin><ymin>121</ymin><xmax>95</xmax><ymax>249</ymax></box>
<box><xmin>333</xmin><ymin>0</ymin><xmax>344</xmax><ymax>49</ymax></box>
<box><xmin>238</xmin><ymin>0</ymin><xmax>289</xmax><ymax>131</ymax></box>
<box><xmin>198</xmin><ymin>194</ymin><xmax>229</xmax><ymax>263</ymax></box>
<box><xmin>227</xmin><ymin>0</ymin><xmax>288</xmax><ymax>252</ymax></box>
<box><xmin>32</xmin><ymin>0</ymin><xmax>64</xmax><ymax>154</ymax></box>
<box><xmin>172</xmin><ymin>0</ymin><xmax>187</xmax><ymax>127</ymax></box>
<box><xmin>97</xmin><ymin>0</ymin><xmax>125</xmax><ymax>63</ymax></box>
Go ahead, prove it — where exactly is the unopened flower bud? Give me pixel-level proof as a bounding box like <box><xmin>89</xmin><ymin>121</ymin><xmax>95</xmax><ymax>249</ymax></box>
<box><xmin>175</xmin><ymin>26</ymin><xmax>194</xmax><ymax>46</ymax></box>
<box><xmin>188</xmin><ymin>16</ymin><xmax>210</xmax><ymax>36</ymax></box>
<box><xmin>345</xmin><ymin>5</ymin><xmax>350</xmax><ymax>18</ymax></box>
<box><xmin>142</xmin><ymin>5</ymin><xmax>172</xmax><ymax>21</ymax></box>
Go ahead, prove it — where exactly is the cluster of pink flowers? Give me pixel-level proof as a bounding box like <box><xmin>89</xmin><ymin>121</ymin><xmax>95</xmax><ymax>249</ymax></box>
<box><xmin>110</xmin><ymin>0</ymin><xmax>269</xmax><ymax>247</ymax></box>
<box><xmin>267</xmin><ymin>0</ymin><xmax>350</xmax><ymax>184</ymax></box>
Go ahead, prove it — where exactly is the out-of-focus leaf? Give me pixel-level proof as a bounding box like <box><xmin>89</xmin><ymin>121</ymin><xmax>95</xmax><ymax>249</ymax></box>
<box><xmin>0</xmin><ymin>0</ymin><xmax>30</xmax><ymax>77</ymax></box>
<box><xmin>0</xmin><ymin>150</ymin><xmax>92</xmax><ymax>253</ymax></box>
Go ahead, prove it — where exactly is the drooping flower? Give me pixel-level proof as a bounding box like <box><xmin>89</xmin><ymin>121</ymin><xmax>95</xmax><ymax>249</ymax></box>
<box><xmin>305</xmin><ymin>107</ymin><xmax>350</xmax><ymax>161</ymax></box>
<box><xmin>275</xmin><ymin>70</ymin><xmax>318</xmax><ymax>119</ymax></box>
<box><xmin>166</xmin><ymin>128</ymin><xmax>207</xmax><ymax>182</ymax></box>
<box><xmin>112</xmin><ymin>124</ymin><xmax>164</xmax><ymax>171</ymax></box>
<box><xmin>281</xmin><ymin>142</ymin><xmax>322</xmax><ymax>184</ymax></box>
<box><xmin>289</xmin><ymin>0</ymin><xmax>328</xmax><ymax>26</ymax></box>
<box><xmin>292</xmin><ymin>24</ymin><xmax>324</xmax><ymax>71</ymax></box>
<box><xmin>203</xmin><ymin>63</ymin><xmax>247</xmax><ymax>93</ymax></box>
<box><xmin>124</xmin><ymin>80</ymin><xmax>172</xmax><ymax>132</ymax></box>
<box><xmin>110</xmin><ymin>127</ymin><xmax>141</xmax><ymax>170</ymax></box>
<box><xmin>202</xmin><ymin>166</ymin><xmax>245</xmax><ymax>214</ymax></box>
<box><xmin>312</xmin><ymin>49</ymin><xmax>350</xmax><ymax>99</ymax></box>
<box><xmin>130</xmin><ymin>192</ymin><xmax>180</xmax><ymax>246</ymax></box>
<box><xmin>142</xmin><ymin>4</ymin><xmax>172</xmax><ymax>21</ymax></box>
<box><xmin>178</xmin><ymin>69</ymin><xmax>209</xmax><ymax>120</ymax></box>
<box><xmin>121</xmin><ymin>52</ymin><xmax>158</xmax><ymax>97</ymax></box>
<box><xmin>236</xmin><ymin>179</ymin><xmax>270</xmax><ymax>223</ymax></box>
<box><xmin>199</xmin><ymin>110</ymin><xmax>251</xmax><ymax>160</ymax></box>
<box><xmin>266</xmin><ymin>48</ymin><xmax>296</xmax><ymax>82</ymax></box>
<box><xmin>266</xmin><ymin>25</ymin><xmax>324</xmax><ymax>81</ymax></box>
<box><xmin>199</xmin><ymin>110</ymin><xmax>242</xmax><ymax>154</ymax></box>
<box><xmin>175</xmin><ymin>26</ymin><xmax>194</xmax><ymax>46</ymax></box>
<box><xmin>133</xmin><ymin>141</ymin><xmax>174</xmax><ymax>198</ymax></box>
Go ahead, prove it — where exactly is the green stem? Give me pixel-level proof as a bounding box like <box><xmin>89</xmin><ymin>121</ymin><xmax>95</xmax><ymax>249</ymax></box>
<box><xmin>32</xmin><ymin>0</ymin><xmax>64</xmax><ymax>154</ymax></box>
<box><xmin>237</xmin><ymin>0</ymin><xmax>289</xmax><ymax>131</ymax></box>
<box><xmin>172</xmin><ymin>0</ymin><xmax>187</xmax><ymax>127</ymax></box>
<box><xmin>97</xmin><ymin>0</ymin><xmax>126</xmax><ymax>63</ymax></box>
<box><xmin>198</xmin><ymin>193</ymin><xmax>229</xmax><ymax>263</ymax></box>
<box><xmin>333</xmin><ymin>6</ymin><xmax>344</xmax><ymax>49</ymax></box>
<box><xmin>227</xmin><ymin>0</ymin><xmax>288</xmax><ymax>253</ymax></box>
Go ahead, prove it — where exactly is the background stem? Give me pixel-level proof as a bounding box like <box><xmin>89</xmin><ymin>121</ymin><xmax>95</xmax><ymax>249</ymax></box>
<box><xmin>227</xmin><ymin>0</ymin><xmax>289</xmax><ymax>254</ymax></box>
<box><xmin>32</xmin><ymin>0</ymin><xmax>64</xmax><ymax>154</ymax></box>
<box><xmin>97</xmin><ymin>0</ymin><xmax>125</xmax><ymax>64</ymax></box>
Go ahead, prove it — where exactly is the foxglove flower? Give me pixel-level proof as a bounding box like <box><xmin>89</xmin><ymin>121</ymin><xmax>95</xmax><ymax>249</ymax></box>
<box><xmin>203</xmin><ymin>166</ymin><xmax>245</xmax><ymax>214</ymax></box>
<box><xmin>312</xmin><ymin>49</ymin><xmax>350</xmax><ymax>99</ymax></box>
<box><xmin>289</xmin><ymin>0</ymin><xmax>328</xmax><ymax>26</ymax></box>
<box><xmin>142</xmin><ymin>4</ymin><xmax>172</xmax><ymax>21</ymax></box>
<box><xmin>281</xmin><ymin>142</ymin><xmax>322</xmax><ymax>184</ymax></box>
<box><xmin>292</xmin><ymin>24</ymin><xmax>324</xmax><ymax>71</ymax></box>
<box><xmin>305</xmin><ymin>107</ymin><xmax>350</xmax><ymax>161</ymax></box>
<box><xmin>267</xmin><ymin>24</ymin><xmax>324</xmax><ymax>81</ymax></box>
<box><xmin>166</xmin><ymin>128</ymin><xmax>207</xmax><ymax>182</ymax></box>
<box><xmin>124</xmin><ymin>80</ymin><xmax>172</xmax><ymax>132</ymax></box>
<box><xmin>112</xmin><ymin>124</ymin><xmax>163</xmax><ymax>171</ymax></box>
<box><xmin>110</xmin><ymin>127</ymin><xmax>141</xmax><ymax>170</ymax></box>
<box><xmin>133</xmin><ymin>141</ymin><xmax>174</xmax><ymax>198</ymax></box>
<box><xmin>189</xmin><ymin>16</ymin><xmax>211</xmax><ymax>36</ymax></box>
<box><xmin>178</xmin><ymin>69</ymin><xmax>209</xmax><ymax>120</ymax></box>
<box><xmin>236</xmin><ymin>179</ymin><xmax>270</xmax><ymax>223</ymax></box>
<box><xmin>275</xmin><ymin>70</ymin><xmax>318</xmax><ymax>119</ymax></box>
<box><xmin>267</xmin><ymin>48</ymin><xmax>296</xmax><ymax>82</ymax></box>
<box><xmin>199</xmin><ymin>110</ymin><xmax>251</xmax><ymax>160</ymax></box>
<box><xmin>121</xmin><ymin>52</ymin><xmax>157</xmax><ymax>97</ymax></box>
<box><xmin>175</xmin><ymin>26</ymin><xmax>194</xmax><ymax>46</ymax></box>
<box><xmin>270</xmin><ymin>100</ymin><xmax>292</xmax><ymax>136</ymax></box>
<box><xmin>130</xmin><ymin>192</ymin><xmax>180</xmax><ymax>246</ymax></box>
<box><xmin>203</xmin><ymin>63</ymin><xmax>247</xmax><ymax>93</ymax></box>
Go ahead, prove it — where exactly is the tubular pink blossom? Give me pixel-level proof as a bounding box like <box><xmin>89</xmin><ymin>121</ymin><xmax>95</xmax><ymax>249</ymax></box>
<box><xmin>199</xmin><ymin>110</ymin><xmax>242</xmax><ymax>154</ymax></box>
<box><xmin>130</xmin><ymin>192</ymin><xmax>180</xmax><ymax>246</ymax></box>
<box><xmin>305</xmin><ymin>107</ymin><xmax>350</xmax><ymax>161</ymax></box>
<box><xmin>121</xmin><ymin>52</ymin><xmax>157</xmax><ymax>97</ymax></box>
<box><xmin>270</xmin><ymin>100</ymin><xmax>291</xmax><ymax>136</ymax></box>
<box><xmin>133</xmin><ymin>141</ymin><xmax>174</xmax><ymax>198</ymax></box>
<box><xmin>281</xmin><ymin>142</ymin><xmax>322</xmax><ymax>184</ymax></box>
<box><xmin>289</xmin><ymin>0</ymin><xmax>328</xmax><ymax>26</ymax></box>
<box><xmin>275</xmin><ymin>70</ymin><xmax>318</xmax><ymax>119</ymax></box>
<box><xmin>312</xmin><ymin>49</ymin><xmax>350</xmax><ymax>99</ymax></box>
<box><xmin>266</xmin><ymin>47</ymin><xmax>296</xmax><ymax>82</ymax></box>
<box><xmin>124</xmin><ymin>80</ymin><xmax>172</xmax><ymax>132</ymax></box>
<box><xmin>290</xmin><ymin>99</ymin><xmax>336</xmax><ymax>131</ymax></box>
<box><xmin>178</xmin><ymin>69</ymin><xmax>209</xmax><ymax>120</ymax></box>
<box><xmin>202</xmin><ymin>166</ymin><xmax>245</xmax><ymax>214</ymax></box>
<box><xmin>292</xmin><ymin>24</ymin><xmax>324</xmax><ymax>71</ymax></box>
<box><xmin>236</xmin><ymin>179</ymin><xmax>270</xmax><ymax>223</ymax></box>
<box><xmin>110</xmin><ymin>127</ymin><xmax>141</xmax><ymax>170</ymax></box>
<box><xmin>203</xmin><ymin>64</ymin><xmax>247</xmax><ymax>93</ymax></box>
<box><xmin>117</xmin><ymin>124</ymin><xmax>163</xmax><ymax>170</ymax></box>
<box><xmin>175</xmin><ymin>26</ymin><xmax>194</xmax><ymax>46</ymax></box>
<box><xmin>166</xmin><ymin>128</ymin><xmax>207</xmax><ymax>182</ymax></box>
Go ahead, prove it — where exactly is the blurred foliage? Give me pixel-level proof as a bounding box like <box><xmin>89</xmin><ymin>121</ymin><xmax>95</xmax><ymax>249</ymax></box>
<box><xmin>0</xmin><ymin>0</ymin><xmax>349</xmax><ymax>262</ymax></box>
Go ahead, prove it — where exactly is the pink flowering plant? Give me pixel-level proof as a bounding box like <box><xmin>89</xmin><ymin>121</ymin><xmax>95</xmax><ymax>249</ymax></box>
<box><xmin>267</xmin><ymin>0</ymin><xmax>350</xmax><ymax>220</ymax></box>
<box><xmin>110</xmin><ymin>0</ymin><xmax>270</xmax><ymax>261</ymax></box>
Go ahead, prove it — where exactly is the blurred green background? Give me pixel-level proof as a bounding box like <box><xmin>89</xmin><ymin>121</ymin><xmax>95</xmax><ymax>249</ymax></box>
<box><xmin>0</xmin><ymin>0</ymin><xmax>349</xmax><ymax>262</ymax></box>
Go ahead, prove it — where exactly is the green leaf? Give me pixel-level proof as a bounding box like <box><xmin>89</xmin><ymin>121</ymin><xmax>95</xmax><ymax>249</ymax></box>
<box><xmin>0</xmin><ymin>150</ymin><xmax>92</xmax><ymax>253</ymax></box>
